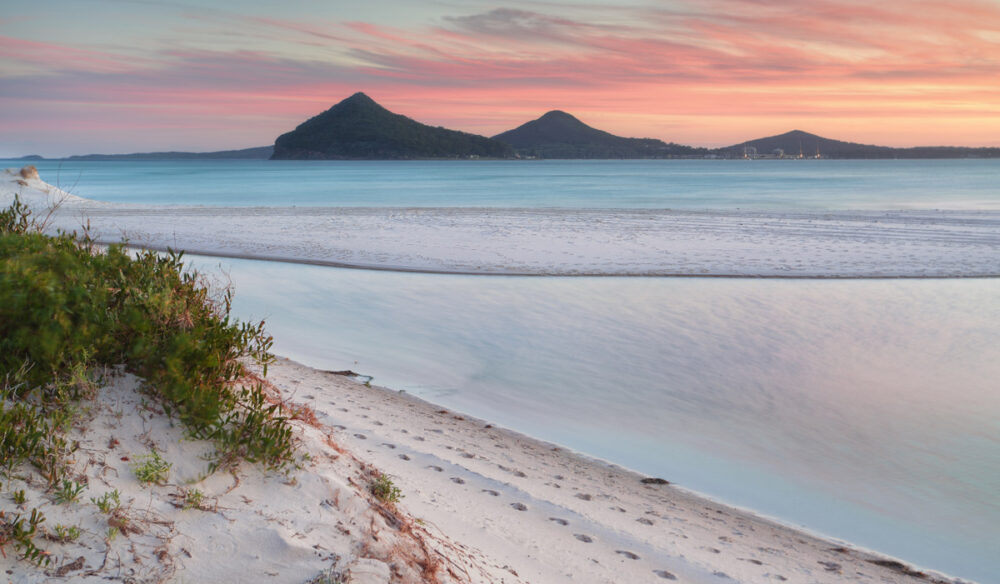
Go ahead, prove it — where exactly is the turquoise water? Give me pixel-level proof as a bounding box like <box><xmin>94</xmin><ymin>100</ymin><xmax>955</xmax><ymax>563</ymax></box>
<box><xmin>9</xmin><ymin>158</ymin><xmax>1000</xmax><ymax>209</ymax></box>
<box><xmin>202</xmin><ymin>262</ymin><xmax>999</xmax><ymax>583</ymax></box>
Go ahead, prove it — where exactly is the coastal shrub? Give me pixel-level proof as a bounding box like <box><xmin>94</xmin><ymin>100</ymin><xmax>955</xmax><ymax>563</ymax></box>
<box><xmin>0</xmin><ymin>198</ymin><xmax>294</xmax><ymax>471</ymax></box>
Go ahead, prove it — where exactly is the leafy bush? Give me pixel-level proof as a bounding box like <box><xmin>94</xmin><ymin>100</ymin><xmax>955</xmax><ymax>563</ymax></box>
<box><xmin>0</xmin><ymin>198</ymin><xmax>297</xmax><ymax>565</ymax></box>
<box><xmin>0</xmin><ymin>199</ymin><xmax>295</xmax><ymax>471</ymax></box>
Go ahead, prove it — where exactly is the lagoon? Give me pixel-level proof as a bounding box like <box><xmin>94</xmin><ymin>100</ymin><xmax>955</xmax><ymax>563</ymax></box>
<box><xmin>191</xmin><ymin>258</ymin><xmax>1000</xmax><ymax>583</ymax></box>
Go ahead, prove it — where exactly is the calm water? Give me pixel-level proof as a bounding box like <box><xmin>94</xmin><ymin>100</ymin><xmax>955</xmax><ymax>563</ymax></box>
<box><xmin>9</xmin><ymin>158</ymin><xmax>1000</xmax><ymax>210</ymax></box>
<box><xmin>199</xmin><ymin>262</ymin><xmax>999</xmax><ymax>583</ymax></box>
<box><xmin>11</xmin><ymin>159</ymin><xmax>998</xmax><ymax>581</ymax></box>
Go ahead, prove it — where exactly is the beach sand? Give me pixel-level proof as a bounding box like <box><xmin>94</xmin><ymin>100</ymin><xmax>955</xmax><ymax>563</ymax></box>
<box><xmin>1</xmin><ymin>357</ymin><xmax>962</xmax><ymax>584</ymax></box>
<box><xmin>259</xmin><ymin>358</ymin><xmax>963</xmax><ymax>584</ymax></box>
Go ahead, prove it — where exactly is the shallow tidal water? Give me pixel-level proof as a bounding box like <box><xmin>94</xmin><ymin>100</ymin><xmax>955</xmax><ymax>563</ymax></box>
<box><xmin>189</xmin><ymin>257</ymin><xmax>1000</xmax><ymax>583</ymax></box>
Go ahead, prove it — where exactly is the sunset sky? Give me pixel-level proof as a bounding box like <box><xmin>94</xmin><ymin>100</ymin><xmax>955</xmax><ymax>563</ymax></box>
<box><xmin>3</xmin><ymin>0</ymin><xmax>999</xmax><ymax>157</ymax></box>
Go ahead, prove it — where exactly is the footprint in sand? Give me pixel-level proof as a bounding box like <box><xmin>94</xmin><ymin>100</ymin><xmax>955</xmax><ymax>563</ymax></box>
<box><xmin>482</xmin><ymin>489</ymin><xmax>500</xmax><ymax>497</ymax></box>
<box><xmin>381</xmin><ymin>443</ymin><xmax>396</xmax><ymax>449</ymax></box>
<box><xmin>574</xmin><ymin>534</ymin><xmax>593</xmax><ymax>543</ymax></box>
<box><xmin>398</xmin><ymin>454</ymin><xmax>411</xmax><ymax>461</ymax></box>
<box><xmin>548</xmin><ymin>517</ymin><xmax>569</xmax><ymax>526</ymax></box>
<box><xmin>616</xmin><ymin>550</ymin><xmax>640</xmax><ymax>560</ymax></box>
<box><xmin>353</xmin><ymin>434</ymin><xmax>367</xmax><ymax>440</ymax></box>
<box><xmin>414</xmin><ymin>437</ymin><xmax>426</xmax><ymax>442</ymax></box>
<box><xmin>333</xmin><ymin>425</ymin><xmax>346</xmax><ymax>430</ymax></box>
<box><xmin>373</xmin><ymin>421</ymin><xmax>383</xmax><ymax>426</ymax></box>
<box><xmin>575</xmin><ymin>493</ymin><xmax>592</xmax><ymax>501</ymax></box>
<box><xmin>460</xmin><ymin>452</ymin><xmax>475</xmax><ymax>459</ymax></box>
<box><xmin>427</xmin><ymin>465</ymin><xmax>443</xmax><ymax>472</ymax></box>
<box><xmin>637</xmin><ymin>517</ymin><xmax>654</xmax><ymax>525</ymax></box>
<box><xmin>450</xmin><ymin>477</ymin><xmax>465</xmax><ymax>484</ymax></box>
<box><xmin>510</xmin><ymin>502</ymin><xmax>528</xmax><ymax>511</ymax></box>
<box><xmin>654</xmin><ymin>570</ymin><xmax>678</xmax><ymax>580</ymax></box>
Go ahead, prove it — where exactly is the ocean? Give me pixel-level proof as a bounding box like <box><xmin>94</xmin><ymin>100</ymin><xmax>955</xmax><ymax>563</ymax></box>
<box><xmin>15</xmin><ymin>158</ymin><xmax>1000</xmax><ymax>210</ymax></box>
<box><xmin>8</xmin><ymin>158</ymin><xmax>999</xmax><ymax>582</ymax></box>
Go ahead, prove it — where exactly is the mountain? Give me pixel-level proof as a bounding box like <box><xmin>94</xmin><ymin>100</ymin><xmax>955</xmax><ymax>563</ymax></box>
<box><xmin>62</xmin><ymin>146</ymin><xmax>274</xmax><ymax>161</ymax></box>
<box><xmin>271</xmin><ymin>93</ymin><xmax>514</xmax><ymax>160</ymax></box>
<box><xmin>717</xmin><ymin>130</ymin><xmax>894</xmax><ymax>159</ymax></box>
<box><xmin>492</xmin><ymin>111</ymin><xmax>706</xmax><ymax>159</ymax></box>
<box><xmin>719</xmin><ymin>130</ymin><xmax>1000</xmax><ymax>159</ymax></box>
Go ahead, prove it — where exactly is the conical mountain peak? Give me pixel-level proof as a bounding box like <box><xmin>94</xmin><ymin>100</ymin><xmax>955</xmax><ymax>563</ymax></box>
<box><xmin>271</xmin><ymin>93</ymin><xmax>513</xmax><ymax>160</ymax></box>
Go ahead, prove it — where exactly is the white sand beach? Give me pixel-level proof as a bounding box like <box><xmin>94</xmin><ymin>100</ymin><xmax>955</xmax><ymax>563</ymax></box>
<box><xmin>1</xmin><ymin>356</ymin><xmax>965</xmax><ymax>584</ymax></box>
<box><xmin>0</xmin><ymin>168</ymin><xmax>979</xmax><ymax>582</ymax></box>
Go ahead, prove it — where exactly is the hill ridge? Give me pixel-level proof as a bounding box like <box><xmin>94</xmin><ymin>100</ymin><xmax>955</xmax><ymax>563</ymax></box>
<box><xmin>270</xmin><ymin>93</ymin><xmax>514</xmax><ymax>160</ymax></box>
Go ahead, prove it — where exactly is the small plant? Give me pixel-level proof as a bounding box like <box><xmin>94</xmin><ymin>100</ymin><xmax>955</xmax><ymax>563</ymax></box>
<box><xmin>183</xmin><ymin>488</ymin><xmax>204</xmax><ymax>510</ymax></box>
<box><xmin>106</xmin><ymin>526</ymin><xmax>119</xmax><ymax>542</ymax></box>
<box><xmin>53</xmin><ymin>479</ymin><xmax>85</xmax><ymax>504</ymax></box>
<box><xmin>51</xmin><ymin>524</ymin><xmax>82</xmax><ymax>543</ymax></box>
<box><xmin>132</xmin><ymin>450</ymin><xmax>171</xmax><ymax>486</ymax></box>
<box><xmin>369</xmin><ymin>473</ymin><xmax>403</xmax><ymax>504</ymax></box>
<box><xmin>306</xmin><ymin>566</ymin><xmax>344</xmax><ymax>584</ymax></box>
<box><xmin>12</xmin><ymin>489</ymin><xmax>27</xmax><ymax>505</ymax></box>
<box><xmin>91</xmin><ymin>489</ymin><xmax>121</xmax><ymax>514</ymax></box>
<box><xmin>0</xmin><ymin>507</ymin><xmax>50</xmax><ymax>566</ymax></box>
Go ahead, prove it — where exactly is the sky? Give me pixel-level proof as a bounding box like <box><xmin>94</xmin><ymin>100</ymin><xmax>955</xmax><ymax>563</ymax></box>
<box><xmin>2</xmin><ymin>0</ymin><xmax>999</xmax><ymax>157</ymax></box>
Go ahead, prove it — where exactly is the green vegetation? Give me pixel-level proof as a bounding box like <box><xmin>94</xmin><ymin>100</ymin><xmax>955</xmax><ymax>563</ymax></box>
<box><xmin>91</xmin><ymin>489</ymin><xmax>121</xmax><ymax>514</ymax></box>
<box><xmin>0</xmin><ymin>196</ymin><xmax>296</xmax><ymax>565</ymax></box>
<box><xmin>53</xmin><ymin>479</ymin><xmax>85</xmax><ymax>504</ymax></box>
<box><xmin>272</xmin><ymin>92</ymin><xmax>514</xmax><ymax>160</ymax></box>
<box><xmin>182</xmin><ymin>488</ymin><xmax>204</xmax><ymax>510</ymax></box>
<box><xmin>0</xmin><ymin>508</ymin><xmax>49</xmax><ymax>566</ymax></box>
<box><xmin>51</xmin><ymin>523</ymin><xmax>82</xmax><ymax>543</ymax></box>
<box><xmin>369</xmin><ymin>472</ymin><xmax>403</xmax><ymax>504</ymax></box>
<box><xmin>131</xmin><ymin>451</ymin><xmax>172</xmax><ymax>486</ymax></box>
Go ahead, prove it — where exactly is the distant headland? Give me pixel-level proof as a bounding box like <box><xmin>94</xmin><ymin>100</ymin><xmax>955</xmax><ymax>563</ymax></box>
<box><xmin>14</xmin><ymin>93</ymin><xmax>1000</xmax><ymax>160</ymax></box>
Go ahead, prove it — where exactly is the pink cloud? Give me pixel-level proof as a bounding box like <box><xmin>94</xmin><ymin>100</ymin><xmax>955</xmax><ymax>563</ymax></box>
<box><xmin>0</xmin><ymin>35</ymin><xmax>148</xmax><ymax>74</ymax></box>
<box><xmin>3</xmin><ymin>0</ymin><xmax>999</xmax><ymax>155</ymax></box>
